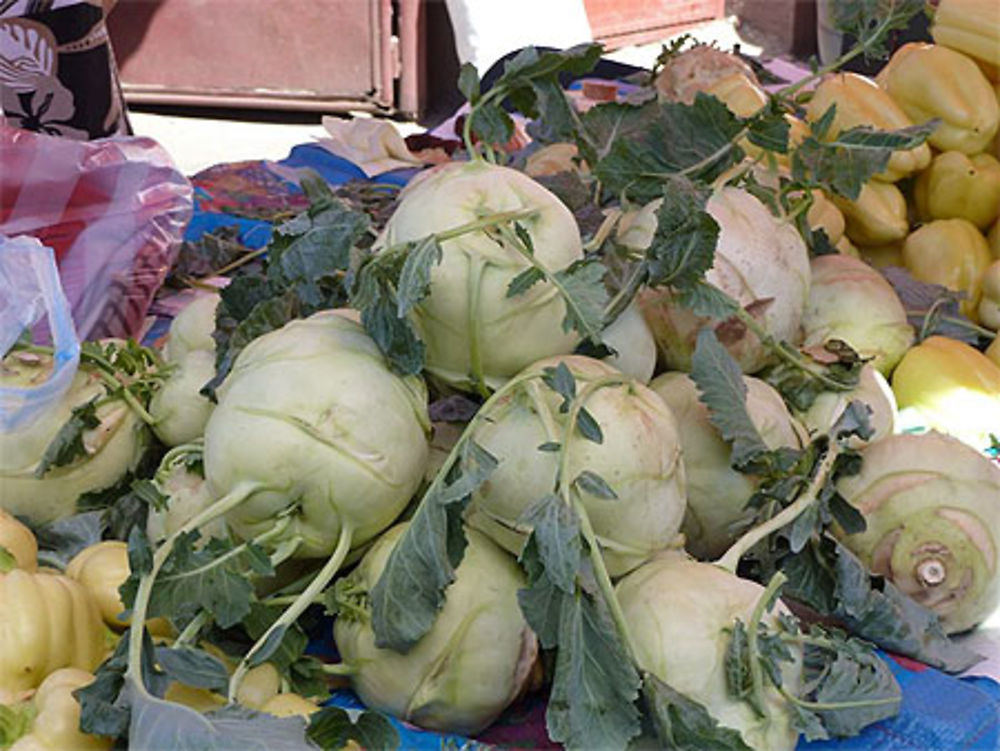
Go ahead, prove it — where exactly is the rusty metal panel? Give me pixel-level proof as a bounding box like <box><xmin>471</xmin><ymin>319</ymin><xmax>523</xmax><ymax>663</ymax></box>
<box><xmin>583</xmin><ymin>0</ymin><xmax>725</xmax><ymax>49</ymax></box>
<box><xmin>107</xmin><ymin>0</ymin><xmax>393</xmax><ymax>111</ymax></box>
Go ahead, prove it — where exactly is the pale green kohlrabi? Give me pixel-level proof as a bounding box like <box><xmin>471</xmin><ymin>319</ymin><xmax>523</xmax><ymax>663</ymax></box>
<box><xmin>465</xmin><ymin>355</ymin><xmax>686</xmax><ymax>576</ymax></box>
<box><xmin>616</xmin><ymin>551</ymin><xmax>802</xmax><ymax>751</ymax></box>
<box><xmin>600</xmin><ymin>299</ymin><xmax>657</xmax><ymax>383</ymax></box>
<box><xmin>377</xmin><ymin>160</ymin><xmax>583</xmax><ymax>392</ymax></box>
<box><xmin>620</xmin><ymin>187</ymin><xmax>811</xmax><ymax>374</ymax></box>
<box><xmin>835</xmin><ymin>431</ymin><xmax>1000</xmax><ymax>634</ymax></box>
<box><xmin>0</xmin><ymin>351</ymin><xmax>147</xmax><ymax>525</ymax></box>
<box><xmin>145</xmin><ymin>447</ymin><xmax>225</xmax><ymax>546</ymax></box>
<box><xmin>800</xmin><ymin>253</ymin><xmax>913</xmax><ymax>376</ymax></box>
<box><xmin>202</xmin><ymin>310</ymin><xmax>431</xmax><ymax>558</ymax></box>
<box><xmin>797</xmin><ymin>363</ymin><xmax>898</xmax><ymax>448</ymax></box>
<box><xmin>333</xmin><ymin>523</ymin><xmax>538</xmax><ymax>735</ymax></box>
<box><xmin>649</xmin><ymin>371</ymin><xmax>808</xmax><ymax>560</ymax></box>
<box><xmin>149</xmin><ymin>292</ymin><xmax>220</xmax><ymax>446</ymax></box>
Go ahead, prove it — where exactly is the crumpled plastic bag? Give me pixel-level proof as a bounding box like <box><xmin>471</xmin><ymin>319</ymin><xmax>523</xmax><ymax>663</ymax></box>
<box><xmin>0</xmin><ymin>235</ymin><xmax>80</xmax><ymax>431</ymax></box>
<box><xmin>0</xmin><ymin>123</ymin><xmax>192</xmax><ymax>341</ymax></box>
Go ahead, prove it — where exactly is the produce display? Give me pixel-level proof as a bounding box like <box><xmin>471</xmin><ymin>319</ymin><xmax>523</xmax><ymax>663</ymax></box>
<box><xmin>2</xmin><ymin>0</ymin><xmax>1000</xmax><ymax>749</ymax></box>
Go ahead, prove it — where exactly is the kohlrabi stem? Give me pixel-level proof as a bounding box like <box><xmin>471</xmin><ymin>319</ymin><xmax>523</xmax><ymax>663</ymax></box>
<box><xmin>320</xmin><ymin>663</ymin><xmax>358</xmax><ymax>676</ymax></box>
<box><xmin>125</xmin><ymin>481</ymin><xmax>265</xmax><ymax>695</ymax></box>
<box><xmin>715</xmin><ymin>442</ymin><xmax>841</xmax><ymax>574</ymax></box>
<box><xmin>90</xmin><ymin>368</ymin><xmax>159</xmax><ymax>425</ymax></box>
<box><xmin>261</xmin><ymin>594</ymin><xmax>326</xmax><ymax>607</ymax></box>
<box><xmin>778</xmin><ymin>686</ymin><xmax>901</xmax><ymax>713</ymax></box>
<box><xmin>732</xmin><ymin>306</ymin><xmax>855</xmax><ymax>392</ymax></box>
<box><xmin>499</xmin><ymin>224</ymin><xmax>604</xmax><ymax>344</ymax></box>
<box><xmin>466</xmin><ymin>255</ymin><xmax>490</xmax><ymax>397</ymax></box>
<box><xmin>776</xmin><ymin>10</ymin><xmax>899</xmax><ymax>99</ymax></box>
<box><xmin>227</xmin><ymin>523</ymin><xmax>354</xmax><ymax>702</ymax></box>
<box><xmin>558</xmin><ymin>375</ymin><xmax>643</xmax><ymax>662</ymax></box>
<box><xmin>462</xmin><ymin>87</ymin><xmax>507</xmax><ymax>159</ymax></box>
<box><xmin>745</xmin><ymin>572</ymin><xmax>788</xmax><ymax>718</ymax></box>
<box><xmin>174</xmin><ymin>610</ymin><xmax>210</xmax><ymax>648</ymax></box>
<box><xmin>583</xmin><ymin>207</ymin><xmax>622</xmax><ymax>254</ymax></box>
<box><xmin>677</xmin><ymin>127</ymin><xmax>750</xmax><ymax>179</ymax></box>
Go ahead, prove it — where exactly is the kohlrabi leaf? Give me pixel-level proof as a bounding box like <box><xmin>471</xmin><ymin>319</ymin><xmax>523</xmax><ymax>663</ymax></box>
<box><xmin>594</xmin><ymin>94</ymin><xmax>745</xmax><ymax>202</ymax></box>
<box><xmin>790</xmin><ymin>121</ymin><xmax>936</xmax><ymax>201</ymax></box>
<box><xmin>690</xmin><ymin>328</ymin><xmax>769</xmax><ymax>465</ymax></box>
<box><xmin>206</xmin><ymin>178</ymin><xmax>366</xmax><ymax>395</ymax></box>
<box><xmin>238</xmin><ymin>603</ymin><xmax>312</xmax><ymax>674</ymax></box>
<box><xmin>831</xmin><ymin>0</ymin><xmax>927</xmax><ymax>61</ymax></box>
<box><xmin>746</xmin><ymin>104</ymin><xmax>791</xmax><ymax>154</ymax></box>
<box><xmin>466</xmin><ymin>44</ymin><xmax>603</xmax><ymax>147</ymax></box>
<box><xmin>75</xmin><ymin>637</ymin><xmax>132</xmax><ymax>738</ymax></box>
<box><xmin>31</xmin><ymin>510</ymin><xmax>103</xmax><ymax>569</ymax></box>
<box><xmin>155</xmin><ymin>646</ymin><xmax>230</xmax><ymax>692</ymax></box>
<box><xmin>395</xmin><ymin>236</ymin><xmax>443</xmax><ymax>317</ymax></box>
<box><xmin>34</xmin><ymin>399</ymin><xmax>100</xmax><ymax>477</ymax></box>
<box><xmin>803</xmin><ymin>641</ymin><xmax>901</xmax><ymax>739</ymax></box>
<box><xmin>125</xmin><ymin>532</ymin><xmax>271</xmax><ymax>629</ymax></box>
<box><xmin>552</xmin><ymin>258</ymin><xmax>608</xmax><ymax>343</ymax></box>
<box><xmin>541</xmin><ymin>572</ymin><xmax>642</xmax><ymax>750</ymax></box>
<box><xmin>879</xmin><ymin>266</ymin><xmax>981</xmax><ymax>345</ymax></box>
<box><xmin>643</xmin><ymin>177</ymin><xmax>720</xmax><ymax>293</ymax></box>
<box><xmin>507</xmin><ymin>266</ymin><xmax>546</xmax><ymax>298</ymax></box>
<box><xmin>642</xmin><ymin>672</ymin><xmax>753</xmax><ymax>751</ymax></box>
<box><xmin>370</xmin><ymin>439</ymin><xmax>498</xmax><ymax>652</ymax></box>
<box><xmin>307</xmin><ymin>706</ymin><xmax>400</xmax><ymax>751</ymax></box>
<box><xmin>128</xmin><ymin>687</ymin><xmax>314</xmax><ymax>751</ymax></box>
<box><xmin>574</xmin><ymin>100</ymin><xmax>659</xmax><ymax>168</ymax></box>
<box><xmin>519</xmin><ymin>494</ymin><xmax>582</xmax><ymax>594</ymax></box>
<box><xmin>457</xmin><ymin>62</ymin><xmax>480</xmax><ymax>104</ymax></box>
<box><xmin>573</xmin><ymin>470</ymin><xmax>618</xmax><ymax>501</ymax></box>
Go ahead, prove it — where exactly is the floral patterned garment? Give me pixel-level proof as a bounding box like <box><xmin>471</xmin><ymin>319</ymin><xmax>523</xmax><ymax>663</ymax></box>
<box><xmin>0</xmin><ymin>0</ymin><xmax>129</xmax><ymax>139</ymax></box>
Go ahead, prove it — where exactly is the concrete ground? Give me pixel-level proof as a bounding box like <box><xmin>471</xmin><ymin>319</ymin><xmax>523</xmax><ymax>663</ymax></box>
<box><xmin>127</xmin><ymin>16</ymin><xmax>761</xmax><ymax>176</ymax></box>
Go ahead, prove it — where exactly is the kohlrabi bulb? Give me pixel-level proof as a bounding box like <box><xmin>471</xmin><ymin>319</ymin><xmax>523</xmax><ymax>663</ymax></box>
<box><xmin>616</xmin><ymin>552</ymin><xmax>802</xmax><ymax>751</ymax></box>
<box><xmin>797</xmin><ymin>363</ymin><xmax>897</xmax><ymax>448</ymax></box>
<box><xmin>649</xmin><ymin>371</ymin><xmax>808</xmax><ymax>560</ymax></box>
<box><xmin>0</xmin><ymin>350</ymin><xmax>147</xmax><ymax>525</ymax></box>
<box><xmin>624</xmin><ymin>188</ymin><xmax>811</xmax><ymax>374</ymax></box>
<box><xmin>203</xmin><ymin>311</ymin><xmax>431</xmax><ymax>557</ymax></box>
<box><xmin>465</xmin><ymin>355</ymin><xmax>686</xmax><ymax>576</ymax></box>
<box><xmin>835</xmin><ymin>431</ymin><xmax>1000</xmax><ymax>634</ymax></box>
<box><xmin>378</xmin><ymin>160</ymin><xmax>584</xmax><ymax>392</ymax></box>
<box><xmin>333</xmin><ymin>523</ymin><xmax>538</xmax><ymax>735</ymax></box>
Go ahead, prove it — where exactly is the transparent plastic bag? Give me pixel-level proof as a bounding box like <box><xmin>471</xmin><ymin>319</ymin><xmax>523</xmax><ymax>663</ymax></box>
<box><xmin>0</xmin><ymin>123</ymin><xmax>192</xmax><ymax>341</ymax></box>
<box><xmin>0</xmin><ymin>235</ymin><xmax>80</xmax><ymax>431</ymax></box>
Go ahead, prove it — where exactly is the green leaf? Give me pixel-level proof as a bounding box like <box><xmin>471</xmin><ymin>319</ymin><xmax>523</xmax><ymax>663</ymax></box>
<box><xmin>747</xmin><ymin>107</ymin><xmax>790</xmax><ymax>154</ymax></box>
<box><xmin>457</xmin><ymin>62</ymin><xmax>480</xmax><ymax>104</ymax></box>
<box><xmin>127</xmin><ymin>687</ymin><xmax>314</xmax><ymax>751</ymax></box>
<box><xmin>516</xmin><ymin>554</ymin><xmax>564</xmax><ymax>648</ymax></box>
<box><xmin>75</xmin><ymin>637</ymin><xmax>131</xmax><ymax>738</ymax></box>
<box><xmin>240</xmin><ymin>603</ymin><xmax>310</xmax><ymax>673</ymax></box>
<box><xmin>575</xmin><ymin>407</ymin><xmax>604</xmax><ymax>444</ymax></box>
<box><xmin>371</xmin><ymin>440</ymin><xmax>498</xmax><ymax>652</ymax></box>
<box><xmin>155</xmin><ymin>646</ymin><xmax>230</xmax><ymax>692</ymax></box>
<box><xmin>537</xmin><ymin>441</ymin><xmax>562</xmax><ymax>452</ymax></box>
<box><xmin>575</xmin><ymin>100</ymin><xmax>659</xmax><ymax>168</ymax></box>
<box><xmin>141</xmin><ymin>533</ymin><xmax>272</xmax><ymax>629</ymax></box>
<box><xmin>358</xmin><ymin>286</ymin><xmax>426</xmax><ymax>376</ymax></box>
<box><xmin>553</xmin><ymin>258</ymin><xmax>608</xmax><ymax>344</ymax></box>
<box><xmin>805</xmin><ymin>645</ymin><xmax>901</xmax><ymax>739</ymax></box>
<box><xmin>573</xmin><ymin>470</ymin><xmax>618</xmax><ymax>500</ymax></box>
<box><xmin>543</xmin><ymin>582</ymin><xmax>642</xmax><ymax>750</ymax></box>
<box><xmin>643</xmin><ymin>177</ymin><xmax>719</xmax><ymax>292</ymax></box>
<box><xmin>542</xmin><ymin>361</ymin><xmax>577</xmax><ymax>412</ymax></box>
<box><xmin>594</xmin><ymin>94</ymin><xmax>745</xmax><ymax>202</ymax></box>
<box><xmin>791</xmin><ymin>121</ymin><xmax>936</xmax><ymax>200</ymax></box>
<box><xmin>32</xmin><ymin>510</ymin><xmax>103</xmax><ymax>569</ymax></box>
<box><xmin>249</xmin><ymin>626</ymin><xmax>289</xmax><ymax>667</ymax></box>
<box><xmin>690</xmin><ymin>328</ymin><xmax>769</xmax><ymax>464</ymax></box>
<box><xmin>519</xmin><ymin>494</ymin><xmax>582</xmax><ymax>593</ymax></box>
<box><xmin>34</xmin><ymin>399</ymin><xmax>100</xmax><ymax>477</ymax></box>
<box><xmin>307</xmin><ymin>706</ymin><xmax>400</xmax><ymax>751</ymax></box>
<box><xmin>642</xmin><ymin>672</ymin><xmax>753</xmax><ymax>751</ymax></box>
<box><xmin>677</xmin><ymin>281</ymin><xmax>741</xmax><ymax>321</ymax></box>
<box><xmin>396</xmin><ymin>236</ymin><xmax>442</xmax><ymax>317</ymax></box>
<box><xmin>831</xmin><ymin>0</ymin><xmax>926</xmax><ymax>61</ymax></box>
<box><xmin>469</xmin><ymin>105</ymin><xmax>514</xmax><ymax>146</ymax></box>
<box><xmin>127</xmin><ymin>526</ymin><xmax>154</xmax><ymax>578</ymax></box>
<box><xmin>507</xmin><ymin>267</ymin><xmax>546</xmax><ymax>298</ymax></box>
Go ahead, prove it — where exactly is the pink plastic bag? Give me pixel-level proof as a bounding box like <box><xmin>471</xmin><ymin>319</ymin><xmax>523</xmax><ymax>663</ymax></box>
<box><xmin>0</xmin><ymin>123</ymin><xmax>192</xmax><ymax>340</ymax></box>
